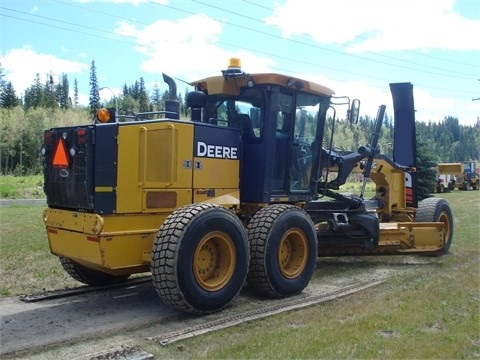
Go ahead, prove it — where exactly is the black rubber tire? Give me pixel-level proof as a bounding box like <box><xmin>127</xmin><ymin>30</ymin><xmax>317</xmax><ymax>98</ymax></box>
<box><xmin>473</xmin><ymin>180</ymin><xmax>479</xmax><ymax>190</ymax></box>
<box><xmin>59</xmin><ymin>257</ymin><xmax>130</xmax><ymax>285</ymax></box>
<box><xmin>247</xmin><ymin>204</ymin><xmax>317</xmax><ymax>298</ymax></box>
<box><xmin>448</xmin><ymin>181</ymin><xmax>455</xmax><ymax>191</ymax></box>
<box><xmin>416</xmin><ymin>198</ymin><xmax>454</xmax><ymax>255</ymax></box>
<box><xmin>151</xmin><ymin>204</ymin><xmax>249</xmax><ymax>315</ymax></box>
<box><xmin>463</xmin><ymin>181</ymin><xmax>469</xmax><ymax>190</ymax></box>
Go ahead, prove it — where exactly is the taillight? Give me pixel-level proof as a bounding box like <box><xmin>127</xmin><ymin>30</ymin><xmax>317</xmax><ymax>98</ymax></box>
<box><xmin>77</xmin><ymin>128</ymin><xmax>87</xmax><ymax>144</ymax></box>
<box><xmin>44</xmin><ymin>131</ymin><xmax>53</xmax><ymax>145</ymax></box>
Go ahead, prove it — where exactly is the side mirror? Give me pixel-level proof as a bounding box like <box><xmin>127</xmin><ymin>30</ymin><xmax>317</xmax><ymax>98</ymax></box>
<box><xmin>348</xmin><ymin>99</ymin><xmax>360</xmax><ymax>124</ymax></box>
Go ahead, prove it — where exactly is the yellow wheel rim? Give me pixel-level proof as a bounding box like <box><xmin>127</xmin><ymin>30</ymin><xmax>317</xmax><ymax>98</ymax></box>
<box><xmin>438</xmin><ymin>211</ymin><xmax>451</xmax><ymax>245</ymax></box>
<box><xmin>277</xmin><ymin>228</ymin><xmax>308</xmax><ymax>279</ymax></box>
<box><xmin>193</xmin><ymin>231</ymin><xmax>236</xmax><ymax>291</ymax></box>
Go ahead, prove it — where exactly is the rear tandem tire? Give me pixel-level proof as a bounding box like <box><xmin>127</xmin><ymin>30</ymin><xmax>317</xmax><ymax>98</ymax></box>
<box><xmin>416</xmin><ymin>198</ymin><xmax>454</xmax><ymax>255</ymax></box>
<box><xmin>59</xmin><ymin>257</ymin><xmax>130</xmax><ymax>285</ymax></box>
<box><xmin>151</xmin><ymin>204</ymin><xmax>249</xmax><ymax>315</ymax></box>
<box><xmin>247</xmin><ymin>204</ymin><xmax>318</xmax><ymax>298</ymax></box>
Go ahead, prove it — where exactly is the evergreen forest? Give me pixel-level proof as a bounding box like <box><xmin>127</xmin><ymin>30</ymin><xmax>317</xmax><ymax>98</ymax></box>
<box><xmin>1</xmin><ymin>61</ymin><xmax>479</xmax><ymax>179</ymax></box>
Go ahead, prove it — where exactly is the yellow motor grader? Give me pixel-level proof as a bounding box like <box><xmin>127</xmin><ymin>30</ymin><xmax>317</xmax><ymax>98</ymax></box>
<box><xmin>42</xmin><ymin>59</ymin><xmax>453</xmax><ymax>314</ymax></box>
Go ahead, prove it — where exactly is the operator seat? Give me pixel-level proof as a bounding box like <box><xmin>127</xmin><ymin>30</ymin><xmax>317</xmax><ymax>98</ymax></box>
<box><xmin>232</xmin><ymin>113</ymin><xmax>255</xmax><ymax>142</ymax></box>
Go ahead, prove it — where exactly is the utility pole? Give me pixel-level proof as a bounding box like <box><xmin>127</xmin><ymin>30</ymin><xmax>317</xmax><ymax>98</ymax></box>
<box><xmin>473</xmin><ymin>80</ymin><xmax>480</xmax><ymax>127</ymax></box>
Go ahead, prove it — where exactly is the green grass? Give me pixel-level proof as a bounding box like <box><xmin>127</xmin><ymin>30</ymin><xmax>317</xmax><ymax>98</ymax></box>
<box><xmin>0</xmin><ymin>174</ymin><xmax>45</xmax><ymax>199</ymax></box>
<box><xmin>0</xmin><ymin>206</ymin><xmax>79</xmax><ymax>296</ymax></box>
<box><xmin>0</xmin><ymin>190</ymin><xmax>478</xmax><ymax>358</ymax></box>
<box><xmin>143</xmin><ymin>191</ymin><xmax>480</xmax><ymax>359</ymax></box>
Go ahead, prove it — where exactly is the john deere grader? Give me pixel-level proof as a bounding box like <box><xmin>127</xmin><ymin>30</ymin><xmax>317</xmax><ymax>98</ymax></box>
<box><xmin>42</xmin><ymin>59</ymin><xmax>453</xmax><ymax>314</ymax></box>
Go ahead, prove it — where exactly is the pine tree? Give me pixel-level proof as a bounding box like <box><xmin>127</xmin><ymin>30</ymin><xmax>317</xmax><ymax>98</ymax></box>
<box><xmin>416</xmin><ymin>141</ymin><xmax>438</xmax><ymax>200</ymax></box>
<box><xmin>73</xmin><ymin>78</ymin><xmax>79</xmax><ymax>108</ymax></box>
<box><xmin>0</xmin><ymin>64</ymin><xmax>6</xmax><ymax>105</ymax></box>
<box><xmin>183</xmin><ymin>87</ymin><xmax>190</xmax><ymax>118</ymax></box>
<box><xmin>0</xmin><ymin>82</ymin><xmax>20</xmax><ymax>108</ymax></box>
<box><xmin>44</xmin><ymin>71</ymin><xmax>57</xmax><ymax>109</ymax></box>
<box><xmin>57</xmin><ymin>73</ymin><xmax>70</xmax><ymax>109</ymax></box>
<box><xmin>151</xmin><ymin>82</ymin><xmax>161</xmax><ymax>111</ymax></box>
<box><xmin>89</xmin><ymin>60</ymin><xmax>100</xmax><ymax>113</ymax></box>
<box><xmin>138</xmin><ymin>77</ymin><xmax>149</xmax><ymax>112</ymax></box>
<box><xmin>24</xmin><ymin>73</ymin><xmax>44</xmax><ymax>109</ymax></box>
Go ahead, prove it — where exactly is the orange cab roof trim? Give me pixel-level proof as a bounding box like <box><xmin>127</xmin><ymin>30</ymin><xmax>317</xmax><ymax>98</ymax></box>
<box><xmin>190</xmin><ymin>73</ymin><xmax>335</xmax><ymax>97</ymax></box>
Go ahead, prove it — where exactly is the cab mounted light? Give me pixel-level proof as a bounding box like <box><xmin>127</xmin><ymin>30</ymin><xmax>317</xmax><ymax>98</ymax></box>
<box><xmin>95</xmin><ymin>108</ymin><xmax>116</xmax><ymax>123</ymax></box>
<box><xmin>221</xmin><ymin>57</ymin><xmax>246</xmax><ymax>78</ymax></box>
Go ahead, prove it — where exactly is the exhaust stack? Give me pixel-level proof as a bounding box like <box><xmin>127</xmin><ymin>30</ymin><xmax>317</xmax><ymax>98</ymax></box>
<box><xmin>162</xmin><ymin>73</ymin><xmax>180</xmax><ymax>119</ymax></box>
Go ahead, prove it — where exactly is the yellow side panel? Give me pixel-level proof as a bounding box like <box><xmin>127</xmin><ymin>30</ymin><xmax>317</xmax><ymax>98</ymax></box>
<box><xmin>116</xmin><ymin>122</ymin><xmax>194</xmax><ymax>213</ymax></box>
<box><xmin>193</xmin><ymin>157</ymin><xmax>239</xmax><ymax>189</ymax></box>
<box><xmin>194</xmin><ymin>189</ymin><xmax>240</xmax><ymax>207</ymax></box>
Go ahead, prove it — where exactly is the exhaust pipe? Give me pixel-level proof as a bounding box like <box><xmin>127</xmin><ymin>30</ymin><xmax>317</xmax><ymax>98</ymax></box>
<box><xmin>162</xmin><ymin>73</ymin><xmax>180</xmax><ymax>119</ymax></box>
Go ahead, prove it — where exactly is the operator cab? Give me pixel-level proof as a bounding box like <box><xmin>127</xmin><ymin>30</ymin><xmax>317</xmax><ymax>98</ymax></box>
<box><xmin>188</xmin><ymin>58</ymin><xmax>358</xmax><ymax>205</ymax></box>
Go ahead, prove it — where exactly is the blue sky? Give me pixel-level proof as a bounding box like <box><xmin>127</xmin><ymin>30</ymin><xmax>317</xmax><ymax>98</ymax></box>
<box><xmin>1</xmin><ymin>0</ymin><xmax>479</xmax><ymax>125</ymax></box>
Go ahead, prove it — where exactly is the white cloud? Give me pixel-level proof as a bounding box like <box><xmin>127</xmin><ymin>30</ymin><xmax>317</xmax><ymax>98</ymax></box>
<box><xmin>1</xmin><ymin>46</ymin><xmax>89</xmax><ymax>95</ymax></box>
<box><xmin>266</xmin><ymin>0</ymin><xmax>480</xmax><ymax>52</ymax></box>
<box><xmin>115</xmin><ymin>14</ymin><xmax>275</xmax><ymax>81</ymax></box>
<box><xmin>412</xmin><ymin>88</ymin><xmax>455</xmax><ymax>121</ymax></box>
<box><xmin>286</xmin><ymin>71</ymin><xmax>479</xmax><ymax>125</ymax></box>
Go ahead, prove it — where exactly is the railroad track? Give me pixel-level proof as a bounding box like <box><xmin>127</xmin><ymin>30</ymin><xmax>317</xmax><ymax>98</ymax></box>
<box><xmin>19</xmin><ymin>276</ymin><xmax>152</xmax><ymax>303</ymax></box>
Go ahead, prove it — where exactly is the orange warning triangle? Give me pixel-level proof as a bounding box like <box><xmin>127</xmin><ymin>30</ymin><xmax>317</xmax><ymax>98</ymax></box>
<box><xmin>52</xmin><ymin>138</ymin><xmax>69</xmax><ymax>168</ymax></box>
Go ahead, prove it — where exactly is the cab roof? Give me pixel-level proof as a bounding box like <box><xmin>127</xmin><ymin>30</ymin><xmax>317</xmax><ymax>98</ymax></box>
<box><xmin>190</xmin><ymin>72</ymin><xmax>335</xmax><ymax>98</ymax></box>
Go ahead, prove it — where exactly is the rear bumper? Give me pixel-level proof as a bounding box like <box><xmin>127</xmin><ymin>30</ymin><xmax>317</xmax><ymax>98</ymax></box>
<box><xmin>44</xmin><ymin>208</ymin><xmax>167</xmax><ymax>275</ymax></box>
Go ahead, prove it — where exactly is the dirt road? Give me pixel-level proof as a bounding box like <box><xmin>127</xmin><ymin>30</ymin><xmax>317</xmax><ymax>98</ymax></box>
<box><xmin>0</xmin><ymin>257</ymin><xmax>431</xmax><ymax>359</ymax></box>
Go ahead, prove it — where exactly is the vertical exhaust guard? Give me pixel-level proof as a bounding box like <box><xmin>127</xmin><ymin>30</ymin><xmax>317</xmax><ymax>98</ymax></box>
<box><xmin>389</xmin><ymin>82</ymin><xmax>418</xmax><ymax>208</ymax></box>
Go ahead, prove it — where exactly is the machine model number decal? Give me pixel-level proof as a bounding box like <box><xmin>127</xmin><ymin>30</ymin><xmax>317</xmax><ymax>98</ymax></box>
<box><xmin>196</xmin><ymin>141</ymin><xmax>238</xmax><ymax>159</ymax></box>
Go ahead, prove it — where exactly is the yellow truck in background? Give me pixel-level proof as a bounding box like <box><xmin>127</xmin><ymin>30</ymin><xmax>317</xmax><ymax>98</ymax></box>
<box><xmin>435</xmin><ymin>162</ymin><xmax>480</xmax><ymax>192</ymax></box>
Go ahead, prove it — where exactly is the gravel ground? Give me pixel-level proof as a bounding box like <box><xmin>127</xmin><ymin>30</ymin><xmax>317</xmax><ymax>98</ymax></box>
<box><xmin>0</xmin><ymin>257</ymin><xmax>432</xmax><ymax>360</ymax></box>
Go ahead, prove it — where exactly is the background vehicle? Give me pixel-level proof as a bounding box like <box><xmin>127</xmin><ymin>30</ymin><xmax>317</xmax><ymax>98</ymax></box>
<box><xmin>42</xmin><ymin>59</ymin><xmax>453</xmax><ymax>314</ymax></box>
<box><xmin>437</xmin><ymin>162</ymin><xmax>480</xmax><ymax>191</ymax></box>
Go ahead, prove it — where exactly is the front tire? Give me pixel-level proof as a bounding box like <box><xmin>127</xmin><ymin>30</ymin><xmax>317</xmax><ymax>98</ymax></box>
<box><xmin>473</xmin><ymin>180</ymin><xmax>479</xmax><ymax>190</ymax></box>
<box><xmin>151</xmin><ymin>204</ymin><xmax>249</xmax><ymax>314</ymax></box>
<box><xmin>247</xmin><ymin>204</ymin><xmax>317</xmax><ymax>298</ymax></box>
<box><xmin>59</xmin><ymin>257</ymin><xmax>130</xmax><ymax>285</ymax></box>
<box><xmin>416</xmin><ymin>198</ymin><xmax>454</xmax><ymax>254</ymax></box>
